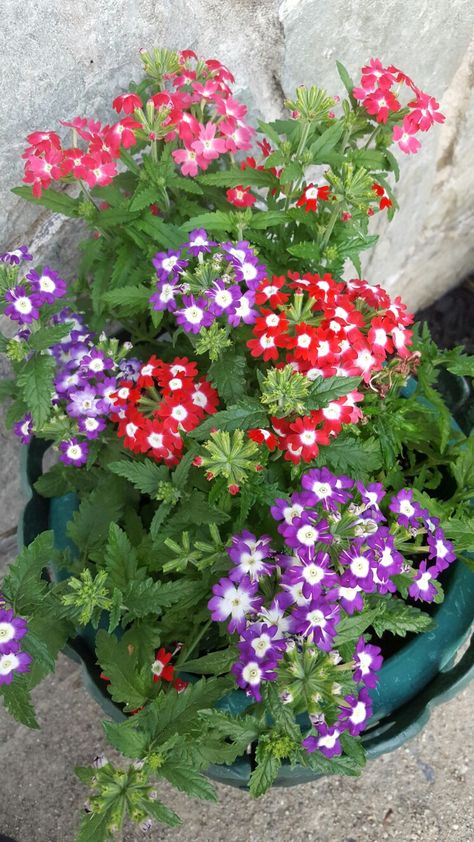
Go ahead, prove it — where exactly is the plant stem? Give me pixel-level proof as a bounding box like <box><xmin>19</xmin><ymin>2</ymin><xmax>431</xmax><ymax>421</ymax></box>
<box><xmin>176</xmin><ymin>618</ymin><xmax>212</xmax><ymax>668</ymax></box>
<box><xmin>364</xmin><ymin>125</ymin><xmax>379</xmax><ymax>149</ymax></box>
<box><xmin>321</xmin><ymin>203</ymin><xmax>341</xmax><ymax>250</ymax></box>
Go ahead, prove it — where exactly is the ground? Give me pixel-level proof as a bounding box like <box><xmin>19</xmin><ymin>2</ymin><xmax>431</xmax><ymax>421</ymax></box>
<box><xmin>0</xmin><ymin>290</ymin><xmax>473</xmax><ymax>842</ymax></box>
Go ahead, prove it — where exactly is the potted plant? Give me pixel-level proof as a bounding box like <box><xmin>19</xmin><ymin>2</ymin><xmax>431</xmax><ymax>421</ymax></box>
<box><xmin>1</xmin><ymin>48</ymin><xmax>473</xmax><ymax>840</ymax></box>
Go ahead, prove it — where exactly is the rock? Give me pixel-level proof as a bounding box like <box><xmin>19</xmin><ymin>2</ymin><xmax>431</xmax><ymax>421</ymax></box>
<box><xmin>2</xmin><ymin>0</ymin><xmax>474</xmax><ymax>308</ymax></box>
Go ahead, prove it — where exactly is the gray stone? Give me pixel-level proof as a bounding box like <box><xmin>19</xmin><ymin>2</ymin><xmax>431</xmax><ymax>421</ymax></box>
<box><xmin>2</xmin><ymin>2</ymin><xmax>474</xmax><ymax>309</ymax></box>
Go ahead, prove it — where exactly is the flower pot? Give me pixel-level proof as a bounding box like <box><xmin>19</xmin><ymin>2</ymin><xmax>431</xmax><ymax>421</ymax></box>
<box><xmin>18</xmin><ymin>432</ymin><xmax>474</xmax><ymax>788</ymax></box>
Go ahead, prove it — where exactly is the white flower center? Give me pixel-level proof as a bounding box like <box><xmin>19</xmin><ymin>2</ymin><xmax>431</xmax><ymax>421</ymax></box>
<box><xmin>241</xmin><ymin>262</ymin><xmax>257</xmax><ymax>281</ymax></box>
<box><xmin>0</xmin><ymin>653</ymin><xmax>20</xmax><ymax>675</ymax></box>
<box><xmin>162</xmin><ymin>256</ymin><xmax>178</xmax><ymax>272</ymax></box>
<box><xmin>39</xmin><ymin>276</ymin><xmax>56</xmax><ymax>293</ymax></box>
<box><xmin>0</xmin><ymin>623</ymin><xmax>15</xmax><ymax>642</ymax></box>
<box><xmin>400</xmin><ymin>500</ymin><xmax>415</xmax><ymax>517</ymax></box>
<box><xmin>296</xmin><ymin>525</ymin><xmax>319</xmax><ymax>546</ymax></box>
<box><xmin>351</xmin><ymin>555</ymin><xmax>370</xmax><ymax>578</ymax></box>
<box><xmin>307</xmin><ymin>609</ymin><xmax>325</xmax><ymax>627</ymax></box>
<box><xmin>350</xmin><ymin>701</ymin><xmax>367</xmax><ymax>725</ymax></box>
<box><xmin>215</xmin><ymin>290</ymin><xmax>233</xmax><ymax>307</ymax></box>
<box><xmin>303</xmin><ymin>564</ymin><xmax>324</xmax><ymax>584</ymax></box>
<box><xmin>148</xmin><ymin>433</ymin><xmax>164</xmax><ymax>448</ymax></box>
<box><xmin>16</xmin><ymin>297</ymin><xmax>33</xmax><ymax>314</ymax></box>
<box><xmin>67</xmin><ymin>445</ymin><xmax>82</xmax><ymax>460</ymax></box>
<box><xmin>251</xmin><ymin>635</ymin><xmax>272</xmax><ymax>657</ymax></box>
<box><xmin>313</xmin><ymin>482</ymin><xmax>332</xmax><ymax>499</ymax></box>
<box><xmin>184</xmin><ymin>306</ymin><xmax>203</xmax><ymax>324</ymax></box>
<box><xmin>242</xmin><ymin>662</ymin><xmax>262</xmax><ymax>685</ymax></box>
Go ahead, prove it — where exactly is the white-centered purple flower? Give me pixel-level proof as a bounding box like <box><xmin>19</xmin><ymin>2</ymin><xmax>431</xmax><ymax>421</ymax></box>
<box><xmin>227</xmin><ymin>291</ymin><xmax>257</xmax><ymax>326</ymax></box>
<box><xmin>353</xmin><ymin>636</ymin><xmax>383</xmax><ymax>688</ymax></box>
<box><xmin>281</xmin><ymin>550</ymin><xmax>336</xmax><ymax>599</ymax></box>
<box><xmin>0</xmin><ymin>245</ymin><xmax>33</xmax><ymax>264</ymax></box>
<box><xmin>427</xmin><ymin>528</ymin><xmax>456</xmax><ymax>572</ymax></box>
<box><xmin>303</xmin><ymin>723</ymin><xmax>343</xmax><ymax>758</ymax></box>
<box><xmin>77</xmin><ymin>415</ymin><xmax>106</xmax><ymax>439</ymax></box>
<box><xmin>208</xmin><ymin>576</ymin><xmax>261</xmax><ymax>633</ymax></box>
<box><xmin>367</xmin><ymin>528</ymin><xmax>404</xmax><ymax>577</ymax></box>
<box><xmin>281</xmin><ymin>512</ymin><xmax>331</xmax><ymax>551</ymax></box>
<box><xmin>150</xmin><ymin>279</ymin><xmax>181</xmax><ymax>312</ymax></box>
<box><xmin>227</xmin><ymin>531</ymin><xmax>274</xmax><ymax>582</ymax></box>
<box><xmin>13</xmin><ymin>412</ymin><xmax>33</xmax><ymax>444</ymax></box>
<box><xmin>301</xmin><ymin>468</ymin><xmax>353</xmax><ymax>510</ymax></box>
<box><xmin>339</xmin><ymin>687</ymin><xmax>372</xmax><ymax>735</ymax></box>
<box><xmin>66</xmin><ymin>385</ymin><xmax>101</xmax><ymax>418</ymax></box>
<box><xmin>206</xmin><ymin>280</ymin><xmax>241</xmax><ymax>316</ymax></box>
<box><xmin>0</xmin><ymin>649</ymin><xmax>32</xmax><ymax>685</ymax></box>
<box><xmin>408</xmin><ymin>561</ymin><xmax>438</xmax><ymax>602</ymax></box>
<box><xmin>152</xmin><ymin>249</ymin><xmax>188</xmax><ymax>280</ymax></box>
<box><xmin>237</xmin><ymin>622</ymin><xmax>287</xmax><ymax>662</ymax></box>
<box><xmin>356</xmin><ymin>481</ymin><xmax>385</xmax><ymax>510</ymax></box>
<box><xmin>79</xmin><ymin>348</ymin><xmax>114</xmax><ymax>375</ymax></box>
<box><xmin>291</xmin><ymin>597</ymin><xmax>341</xmax><ymax>651</ymax></box>
<box><xmin>187</xmin><ymin>228</ymin><xmax>216</xmax><ymax>256</ymax></box>
<box><xmin>335</xmin><ymin>584</ymin><xmax>364</xmax><ymax>615</ymax></box>
<box><xmin>232</xmin><ymin>657</ymin><xmax>278</xmax><ymax>701</ymax></box>
<box><xmin>25</xmin><ymin>267</ymin><xmax>67</xmax><ymax>303</ymax></box>
<box><xmin>175</xmin><ymin>295</ymin><xmax>215</xmax><ymax>333</ymax></box>
<box><xmin>339</xmin><ymin>540</ymin><xmax>376</xmax><ymax>591</ymax></box>
<box><xmin>0</xmin><ymin>608</ymin><xmax>28</xmax><ymax>654</ymax></box>
<box><xmin>4</xmin><ymin>285</ymin><xmax>42</xmax><ymax>324</ymax></box>
<box><xmin>389</xmin><ymin>488</ymin><xmax>424</xmax><ymax>528</ymax></box>
<box><xmin>58</xmin><ymin>437</ymin><xmax>89</xmax><ymax>467</ymax></box>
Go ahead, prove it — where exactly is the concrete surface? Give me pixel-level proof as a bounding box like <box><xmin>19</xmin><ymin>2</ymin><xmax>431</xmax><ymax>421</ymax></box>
<box><xmin>0</xmin><ymin>374</ymin><xmax>473</xmax><ymax>841</ymax></box>
<box><xmin>2</xmin><ymin>2</ymin><xmax>474</xmax><ymax>311</ymax></box>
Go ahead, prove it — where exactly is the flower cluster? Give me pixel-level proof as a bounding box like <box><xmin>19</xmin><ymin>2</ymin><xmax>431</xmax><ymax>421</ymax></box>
<box><xmin>3</xmin><ymin>262</ymin><xmax>66</xmax><ymax>325</ymax></box>
<box><xmin>112</xmin><ymin>355</ymin><xmax>218</xmax><ymax>464</ymax></box>
<box><xmin>354</xmin><ymin>58</ymin><xmax>445</xmax><ymax>154</ymax></box>
<box><xmin>245</xmin><ymin>272</ymin><xmax>413</xmax><ymax>463</ymax></box>
<box><xmin>150</xmin><ymin>232</ymin><xmax>265</xmax><ymax>332</ymax></box>
<box><xmin>208</xmin><ymin>468</ymin><xmax>456</xmax><ymax>754</ymax></box>
<box><xmin>0</xmin><ymin>600</ymin><xmax>31</xmax><ymax>686</ymax></box>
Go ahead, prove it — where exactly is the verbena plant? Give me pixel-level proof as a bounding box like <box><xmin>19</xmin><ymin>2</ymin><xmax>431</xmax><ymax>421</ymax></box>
<box><xmin>1</xmin><ymin>48</ymin><xmax>473</xmax><ymax>841</ymax></box>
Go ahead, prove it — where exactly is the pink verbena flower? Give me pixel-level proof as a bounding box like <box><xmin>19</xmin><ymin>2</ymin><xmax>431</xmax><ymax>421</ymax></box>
<box><xmin>393</xmin><ymin>116</ymin><xmax>422</xmax><ymax>154</ymax></box>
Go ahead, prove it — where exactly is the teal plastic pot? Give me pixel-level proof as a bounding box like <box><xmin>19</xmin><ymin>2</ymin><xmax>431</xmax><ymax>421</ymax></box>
<box><xmin>19</xmin><ymin>433</ymin><xmax>474</xmax><ymax>789</ymax></box>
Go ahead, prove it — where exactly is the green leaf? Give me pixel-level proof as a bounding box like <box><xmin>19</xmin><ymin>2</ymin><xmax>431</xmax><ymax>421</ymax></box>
<box><xmin>28</xmin><ymin>323</ymin><xmax>70</xmax><ymax>351</ymax></box>
<box><xmin>181</xmin><ymin>647</ymin><xmax>238</xmax><ymax>675</ymax></box>
<box><xmin>102</xmin><ymin>718</ymin><xmax>149</xmax><ymax>758</ymax></box>
<box><xmin>279</xmin><ymin>162</ymin><xmax>302</xmax><ymax>184</ymax></box>
<box><xmin>263</xmin><ymin>683</ymin><xmax>301</xmax><ymax>741</ymax></box>
<box><xmin>108</xmin><ymin>459</ymin><xmax>168</xmax><ymax>495</ymax></box>
<box><xmin>305</xmin><ymin>375</ymin><xmax>361</xmax><ymax>410</ymax></box>
<box><xmin>311</xmin><ymin>434</ymin><xmax>382</xmax><ymax>477</ymax></box>
<box><xmin>76</xmin><ymin>811</ymin><xmax>113</xmax><ymax>842</ymax></box>
<box><xmin>189</xmin><ymin>398</ymin><xmax>267</xmax><ymax>440</ymax></box>
<box><xmin>198</xmin><ymin>169</ymin><xmax>277</xmax><ymax>188</ymax></box>
<box><xmin>107</xmin><ymin>588</ymin><xmax>123</xmax><ymax>633</ymax></box>
<box><xmin>104</xmin><ymin>523</ymin><xmax>140</xmax><ymax>590</ymax></box>
<box><xmin>164</xmin><ymin>492</ymin><xmax>230</xmax><ymax>532</ymax></box>
<box><xmin>371</xmin><ymin>600</ymin><xmax>435</xmax><ymax>637</ymax></box>
<box><xmin>286</xmin><ymin>241</ymin><xmax>321</xmax><ymax>260</ymax></box>
<box><xmin>67</xmin><ymin>487</ymin><xmax>125</xmax><ymax>556</ymax></box>
<box><xmin>168</xmin><ymin>175</ymin><xmax>204</xmax><ymax>195</ymax></box>
<box><xmin>171</xmin><ymin>449</ymin><xmax>196</xmax><ymax>491</ymax></box>
<box><xmin>443</xmin><ymin>354</ymin><xmax>474</xmax><ymax>377</ymax></box>
<box><xmin>34</xmin><ymin>464</ymin><xmax>75</xmax><ymax>497</ymax></box>
<box><xmin>135</xmin><ymin>217</ymin><xmax>186</xmax><ymax>249</ymax></box>
<box><xmin>150</xmin><ymin>502</ymin><xmax>173</xmax><ymax>540</ymax></box>
<box><xmin>309</xmin><ymin>122</ymin><xmax>345</xmax><ymax>161</ymax></box>
<box><xmin>336</xmin><ymin>60</ymin><xmax>355</xmax><ymax>96</ymax></box>
<box><xmin>181</xmin><ymin>211</ymin><xmax>234</xmax><ymax>233</ymax></box>
<box><xmin>138</xmin><ymin>799</ymin><xmax>181</xmax><ymax>827</ymax></box>
<box><xmin>249</xmin><ymin>211</ymin><xmax>291</xmax><ymax>230</ymax></box>
<box><xmin>335</xmin><ymin>607</ymin><xmax>381</xmax><ymax>645</ymax></box>
<box><xmin>95</xmin><ymin>629</ymin><xmax>149</xmax><ymax>711</ymax></box>
<box><xmin>22</xmin><ymin>627</ymin><xmax>56</xmax><ymax>673</ymax></box>
<box><xmin>249</xmin><ymin>743</ymin><xmax>280</xmax><ymax>797</ymax></box>
<box><xmin>138</xmin><ymin>677</ymin><xmax>232</xmax><ymax>742</ymax></box>
<box><xmin>339</xmin><ymin>732</ymin><xmax>366</xmax><ymax>767</ymax></box>
<box><xmin>102</xmin><ymin>285</ymin><xmax>151</xmax><ymax>315</ymax></box>
<box><xmin>128</xmin><ymin>184</ymin><xmax>160</xmax><ymax>212</ymax></box>
<box><xmin>1</xmin><ymin>679</ymin><xmax>39</xmax><ymax>729</ymax></box>
<box><xmin>208</xmin><ymin>351</ymin><xmax>246</xmax><ymax>404</ymax></box>
<box><xmin>351</xmin><ymin>149</ymin><xmax>388</xmax><ymax>170</ymax></box>
<box><xmin>11</xmin><ymin>185</ymin><xmax>79</xmax><ymax>216</ymax></box>
<box><xmin>257</xmin><ymin>119</ymin><xmax>282</xmax><ymax>148</ymax></box>
<box><xmin>2</xmin><ymin>531</ymin><xmax>55</xmax><ymax>613</ymax></box>
<box><xmin>444</xmin><ymin>516</ymin><xmax>474</xmax><ymax>552</ymax></box>
<box><xmin>122</xmin><ymin>578</ymin><xmax>191</xmax><ymax>617</ymax></box>
<box><xmin>452</xmin><ymin>438</ymin><xmax>474</xmax><ymax>491</ymax></box>
<box><xmin>17</xmin><ymin>353</ymin><xmax>56</xmax><ymax>428</ymax></box>
<box><xmin>158</xmin><ymin>762</ymin><xmax>217</xmax><ymax>801</ymax></box>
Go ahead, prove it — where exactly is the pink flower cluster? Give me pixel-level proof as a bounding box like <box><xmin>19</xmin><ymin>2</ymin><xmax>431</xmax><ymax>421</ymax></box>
<box><xmin>22</xmin><ymin>116</ymin><xmax>141</xmax><ymax>198</ymax></box>
<box><xmin>154</xmin><ymin>50</ymin><xmax>255</xmax><ymax>176</ymax></box>
<box><xmin>354</xmin><ymin>58</ymin><xmax>445</xmax><ymax>154</ymax></box>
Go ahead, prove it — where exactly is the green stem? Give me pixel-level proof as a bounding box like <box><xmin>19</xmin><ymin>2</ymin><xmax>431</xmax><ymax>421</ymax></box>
<box><xmin>321</xmin><ymin>203</ymin><xmax>341</xmax><ymax>250</ymax></box>
<box><xmin>176</xmin><ymin>619</ymin><xmax>212</xmax><ymax>668</ymax></box>
<box><xmin>364</xmin><ymin>125</ymin><xmax>379</xmax><ymax>149</ymax></box>
<box><xmin>284</xmin><ymin>120</ymin><xmax>312</xmax><ymax>211</ymax></box>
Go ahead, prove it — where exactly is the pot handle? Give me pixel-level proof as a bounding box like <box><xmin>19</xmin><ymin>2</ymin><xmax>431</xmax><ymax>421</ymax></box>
<box><xmin>364</xmin><ymin>631</ymin><xmax>474</xmax><ymax>758</ymax></box>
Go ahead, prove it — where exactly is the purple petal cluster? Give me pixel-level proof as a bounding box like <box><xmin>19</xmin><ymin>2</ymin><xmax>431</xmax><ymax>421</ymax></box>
<box><xmin>149</xmin><ymin>232</ymin><xmax>265</xmax><ymax>333</ymax></box>
<box><xmin>3</xmin><ymin>255</ymin><xmax>66</xmax><ymax>325</ymax></box>
<box><xmin>208</xmin><ymin>466</ymin><xmax>457</xmax><ymax>754</ymax></box>
<box><xmin>0</xmin><ymin>607</ymin><xmax>32</xmax><ymax>686</ymax></box>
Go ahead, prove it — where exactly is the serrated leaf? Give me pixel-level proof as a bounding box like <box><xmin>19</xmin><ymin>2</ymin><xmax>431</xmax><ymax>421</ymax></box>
<box><xmin>129</xmin><ymin>184</ymin><xmax>160</xmax><ymax>212</ymax></box>
<box><xmin>198</xmin><ymin>169</ymin><xmax>277</xmax><ymax>189</ymax></box>
<box><xmin>335</xmin><ymin>607</ymin><xmax>381</xmax><ymax>644</ymax></box>
<box><xmin>2</xmin><ymin>531</ymin><xmax>55</xmax><ymax>613</ymax></box>
<box><xmin>107</xmin><ymin>588</ymin><xmax>123</xmax><ymax>633</ymax></box>
<box><xmin>67</xmin><ymin>487</ymin><xmax>125</xmax><ymax>556</ymax></box>
<box><xmin>122</xmin><ymin>578</ymin><xmax>191</xmax><ymax>617</ymax></box>
<box><xmin>1</xmin><ymin>679</ymin><xmax>39</xmax><ymax>729</ymax></box>
<box><xmin>138</xmin><ymin>798</ymin><xmax>181</xmax><ymax>827</ymax></box>
<box><xmin>208</xmin><ymin>351</ymin><xmax>246</xmax><ymax>404</ymax></box>
<box><xmin>371</xmin><ymin>599</ymin><xmax>434</xmax><ymax>637</ymax></box>
<box><xmin>171</xmin><ymin>449</ymin><xmax>196</xmax><ymax>491</ymax></box>
<box><xmin>103</xmin><ymin>718</ymin><xmax>149</xmax><ymax>758</ymax></box>
<box><xmin>76</xmin><ymin>810</ymin><xmax>113</xmax><ymax>842</ymax></box>
<box><xmin>104</xmin><ymin>523</ymin><xmax>141</xmax><ymax>590</ymax></box>
<box><xmin>150</xmin><ymin>502</ymin><xmax>173</xmax><ymax>540</ymax></box>
<box><xmin>340</xmin><ymin>732</ymin><xmax>366</xmax><ymax>767</ymax></box>
<box><xmin>181</xmin><ymin>647</ymin><xmax>238</xmax><ymax>675</ymax></box>
<box><xmin>168</xmin><ymin>175</ymin><xmax>204</xmax><ymax>195</ymax></box>
<box><xmin>336</xmin><ymin>60</ymin><xmax>355</xmax><ymax>97</ymax></box>
<box><xmin>102</xmin><ymin>285</ymin><xmax>151</xmax><ymax>315</ymax></box>
<box><xmin>312</xmin><ymin>434</ymin><xmax>382</xmax><ymax>477</ymax></box>
<box><xmin>249</xmin><ymin>743</ymin><xmax>280</xmax><ymax>797</ymax></box>
<box><xmin>17</xmin><ymin>353</ymin><xmax>56</xmax><ymax>428</ymax></box>
<box><xmin>181</xmin><ymin>211</ymin><xmax>234</xmax><ymax>233</ymax></box>
<box><xmin>444</xmin><ymin>516</ymin><xmax>474</xmax><ymax>552</ymax></box>
<box><xmin>95</xmin><ymin>629</ymin><xmax>149</xmax><ymax>710</ymax></box>
<box><xmin>164</xmin><ymin>492</ymin><xmax>230</xmax><ymax>531</ymax></box>
<box><xmin>286</xmin><ymin>241</ymin><xmax>321</xmax><ymax>260</ymax></box>
<box><xmin>305</xmin><ymin>375</ymin><xmax>361</xmax><ymax>410</ymax></box>
<box><xmin>34</xmin><ymin>464</ymin><xmax>74</xmax><ymax>497</ymax></box>
<box><xmin>28</xmin><ymin>323</ymin><xmax>70</xmax><ymax>351</ymax></box>
<box><xmin>11</xmin><ymin>185</ymin><xmax>79</xmax><ymax>216</ymax></box>
<box><xmin>108</xmin><ymin>459</ymin><xmax>168</xmax><ymax>495</ymax></box>
<box><xmin>189</xmin><ymin>399</ymin><xmax>267</xmax><ymax>440</ymax></box>
<box><xmin>158</xmin><ymin>762</ymin><xmax>217</xmax><ymax>801</ymax></box>
<box><xmin>135</xmin><ymin>217</ymin><xmax>186</xmax><ymax>249</ymax></box>
<box><xmin>309</xmin><ymin>122</ymin><xmax>345</xmax><ymax>161</ymax></box>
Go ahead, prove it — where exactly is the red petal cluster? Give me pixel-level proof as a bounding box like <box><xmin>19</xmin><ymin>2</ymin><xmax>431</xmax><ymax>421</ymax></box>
<box><xmin>111</xmin><ymin>356</ymin><xmax>218</xmax><ymax>465</ymax></box>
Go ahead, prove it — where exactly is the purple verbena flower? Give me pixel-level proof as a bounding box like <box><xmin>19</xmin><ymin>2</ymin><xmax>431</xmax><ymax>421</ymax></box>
<box><xmin>257</xmin><ymin>594</ymin><xmax>293</xmax><ymax>637</ymax></box>
<box><xmin>79</xmin><ymin>348</ymin><xmax>114</xmax><ymax>376</ymax></box>
<box><xmin>356</xmin><ymin>481</ymin><xmax>385</xmax><ymax>510</ymax></box>
<box><xmin>25</xmin><ymin>267</ymin><xmax>67</xmax><ymax>303</ymax></box>
<box><xmin>339</xmin><ymin>687</ymin><xmax>372</xmax><ymax>735</ymax></box>
<box><xmin>0</xmin><ymin>245</ymin><xmax>33</xmax><ymax>264</ymax></box>
<box><xmin>152</xmin><ymin>249</ymin><xmax>188</xmax><ymax>280</ymax></box>
<box><xmin>13</xmin><ymin>413</ymin><xmax>33</xmax><ymax>444</ymax></box>
<box><xmin>227</xmin><ymin>531</ymin><xmax>274</xmax><ymax>582</ymax></box>
<box><xmin>206</xmin><ymin>281</ymin><xmax>241</xmax><ymax>316</ymax></box>
<box><xmin>303</xmin><ymin>723</ymin><xmax>343</xmax><ymax>758</ymax></box>
<box><xmin>367</xmin><ymin>527</ymin><xmax>404</xmax><ymax>577</ymax></box>
<box><xmin>427</xmin><ymin>528</ymin><xmax>456</xmax><ymax>572</ymax></box>
<box><xmin>77</xmin><ymin>416</ymin><xmax>106</xmax><ymax>439</ymax></box>
<box><xmin>149</xmin><ymin>279</ymin><xmax>181</xmax><ymax>312</ymax></box>
<box><xmin>339</xmin><ymin>540</ymin><xmax>376</xmax><ymax>591</ymax></box>
<box><xmin>301</xmin><ymin>468</ymin><xmax>353</xmax><ymax>510</ymax></box>
<box><xmin>208</xmin><ymin>576</ymin><xmax>261</xmax><ymax>634</ymax></box>
<box><xmin>291</xmin><ymin>596</ymin><xmax>340</xmax><ymax>651</ymax></box>
<box><xmin>237</xmin><ymin>622</ymin><xmax>287</xmax><ymax>662</ymax></box>
<box><xmin>335</xmin><ymin>584</ymin><xmax>364</xmax><ymax>615</ymax></box>
<box><xmin>0</xmin><ymin>649</ymin><xmax>32</xmax><ymax>685</ymax></box>
<box><xmin>0</xmin><ymin>609</ymin><xmax>28</xmax><ymax>654</ymax></box>
<box><xmin>187</xmin><ymin>228</ymin><xmax>216</xmax><ymax>256</ymax></box>
<box><xmin>175</xmin><ymin>295</ymin><xmax>214</xmax><ymax>333</ymax></box>
<box><xmin>281</xmin><ymin>550</ymin><xmax>336</xmax><ymax>599</ymax></box>
<box><xmin>353</xmin><ymin>636</ymin><xmax>383</xmax><ymax>688</ymax></box>
<box><xmin>227</xmin><ymin>291</ymin><xmax>258</xmax><ymax>326</ymax></box>
<box><xmin>66</xmin><ymin>385</ymin><xmax>100</xmax><ymax>418</ymax></box>
<box><xmin>4</xmin><ymin>285</ymin><xmax>42</xmax><ymax>324</ymax></box>
<box><xmin>408</xmin><ymin>561</ymin><xmax>438</xmax><ymax>602</ymax></box>
<box><xmin>280</xmin><ymin>512</ymin><xmax>331</xmax><ymax>551</ymax></box>
<box><xmin>231</xmin><ymin>656</ymin><xmax>278</xmax><ymax>701</ymax></box>
<box><xmin>389</xmin><ymin>488</ymin><xmax>423</xmax><ymax>528</ymax></box>
<box><xmin>58</xmin><ymin>437</ymin><xmax>89</xmax><ymax>467</ymax></box>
